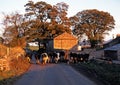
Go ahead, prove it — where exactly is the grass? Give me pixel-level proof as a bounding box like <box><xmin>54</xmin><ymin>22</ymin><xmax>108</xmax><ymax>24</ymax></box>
<box><xmin>73</xmin><ymin>61</ymin><xmax>120</xmax><ymax>85</ymax></box>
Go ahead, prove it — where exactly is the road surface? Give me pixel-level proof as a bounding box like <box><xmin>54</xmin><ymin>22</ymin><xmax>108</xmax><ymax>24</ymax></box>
<box><xmin>14</xmin><ymin>64</ymin><xmax>98</xmax><ymax>85</ymax></box>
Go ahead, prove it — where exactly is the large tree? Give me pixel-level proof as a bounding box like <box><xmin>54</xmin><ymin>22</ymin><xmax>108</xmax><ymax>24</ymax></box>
<box><xmin>24</xmin><ymin>1</ymin><xmax>71</xmax><ymax>50</ymax></box>
<box><xmin>24</xmin><ymin>1</ymin><xmax>71</xmax><ymax>41</ymax></box>
<box><xmin>70</xmin><ymin>9</ymin><xmax>115</xmax><ymax>47</ymax></box>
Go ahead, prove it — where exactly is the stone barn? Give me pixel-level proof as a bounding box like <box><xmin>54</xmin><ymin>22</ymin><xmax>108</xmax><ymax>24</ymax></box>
<box><xmin>53</xmin><ymin>32</ymin><xmax>78</xmax><ymax>50</ymax></box>
<box><xmin>47</xmin><ymin>32</ymin><xmax>78</xmax><ymax>52</ymax></box>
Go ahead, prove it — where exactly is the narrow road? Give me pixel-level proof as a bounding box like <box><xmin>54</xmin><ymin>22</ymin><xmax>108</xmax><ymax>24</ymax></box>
<box><xmin>14</xmin><ymin>64</ymin><xmax>98</xmax><ymax>85</ymax></box>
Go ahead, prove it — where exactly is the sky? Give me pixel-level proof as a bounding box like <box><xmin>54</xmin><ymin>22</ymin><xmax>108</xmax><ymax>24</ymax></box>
<box><xmin>0</xmin><ymin>0</ymin><xmax>120</xmax><ymax>41</ymax></box>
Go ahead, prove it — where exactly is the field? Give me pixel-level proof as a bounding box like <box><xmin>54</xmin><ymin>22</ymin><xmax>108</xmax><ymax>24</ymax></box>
<box><xmin>27</xmin><ymin>46</ymin><xmax>39</xmax><ymax>51</ymax></box>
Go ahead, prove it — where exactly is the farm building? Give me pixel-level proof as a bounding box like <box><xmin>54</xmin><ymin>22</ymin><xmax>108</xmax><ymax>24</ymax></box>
<box><xmin>104</xmin><ymin>44</ymin><xmax>120</xmax><ymax>60</ymax></box>
<box><xmin>54</xmin><ymin>32</ymin><xmax>78</xmax><ymax>50</ymax></box>
<box><xmin>47</xmin><ymin>32</ymin><xmax>78</xmax><ymax>52</ymax></box>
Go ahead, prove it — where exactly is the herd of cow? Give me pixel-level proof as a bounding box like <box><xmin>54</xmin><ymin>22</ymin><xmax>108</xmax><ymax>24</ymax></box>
<box><xmin>69</xmin><ymin>52</ymin><xmax>89</xmax><ymax>63</ymax></box>
<box><xmin>25</xmin><ymin>48</ymin><xmax>90</xmax><ymax>65</ymax></box>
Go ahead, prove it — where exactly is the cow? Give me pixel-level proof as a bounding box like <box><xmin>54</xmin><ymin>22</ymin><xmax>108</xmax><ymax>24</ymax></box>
<box><xmin>41</xmin><ymin>53</ymin><xmax>49</xmax><ymax>65</ymax></box>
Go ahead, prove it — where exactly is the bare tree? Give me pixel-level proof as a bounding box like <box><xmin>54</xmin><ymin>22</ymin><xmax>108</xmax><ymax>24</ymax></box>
<box><xmin>2</xmin><ymin>12</ymin><xmax>26</xmax><ymax>47</ymax></box>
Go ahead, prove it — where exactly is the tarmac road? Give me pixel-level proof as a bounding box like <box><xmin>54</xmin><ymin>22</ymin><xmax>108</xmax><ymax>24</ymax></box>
<box><xmin>14</xmin><ymin>64</ymin><xmax>98</xmax><ymax>85</ymax></box>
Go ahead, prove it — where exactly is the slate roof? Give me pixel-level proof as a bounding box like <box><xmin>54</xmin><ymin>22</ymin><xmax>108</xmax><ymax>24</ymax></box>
<box><xmin>104</xmin><ymin>43</ymin><xmax>120</xmax><ymax>51</ymax></box>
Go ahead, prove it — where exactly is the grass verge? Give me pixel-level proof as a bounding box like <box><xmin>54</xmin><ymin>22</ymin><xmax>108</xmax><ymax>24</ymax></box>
<box><xmin>71</xmin><ymin>60</ymin><xmax>120</xmax><ymax>85</ymax></box>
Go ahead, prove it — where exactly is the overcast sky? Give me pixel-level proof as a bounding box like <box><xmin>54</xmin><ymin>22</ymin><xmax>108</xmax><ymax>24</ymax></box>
<box><xmin>0</xmin><ymin>0</ymin><xmax>120</xmax><ymax>41</ymax></box>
